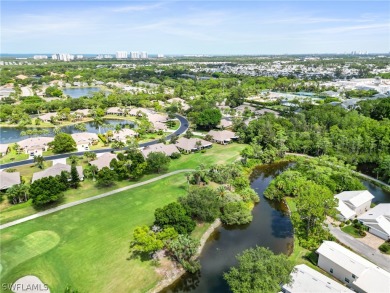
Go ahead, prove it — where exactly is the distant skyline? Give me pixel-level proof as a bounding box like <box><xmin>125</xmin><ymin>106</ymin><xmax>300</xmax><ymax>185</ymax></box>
<box><xmin>2</xmin><ymin>1</ymin><xmax>390</xmax><ymax>54</ymax></box>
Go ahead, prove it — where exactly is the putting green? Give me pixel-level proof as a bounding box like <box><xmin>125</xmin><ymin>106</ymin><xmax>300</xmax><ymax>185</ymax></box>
<box><xmin>0</xmin><ymin>230</ymin><xmax>60</xmax><ymax>276</ymax></box>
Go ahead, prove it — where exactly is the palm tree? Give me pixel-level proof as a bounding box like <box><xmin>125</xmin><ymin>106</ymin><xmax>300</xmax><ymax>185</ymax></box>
<box><xmin>90</xmin><ymin>165</ymin><xmax>98</xmax><ymax>181</ymax></box>
<box><xmin>34</xmin><ymin>155</ymin><xmax>45</xmax><ymax>169</ymax></box>
<box><xmin>69</xmin><ymin>155</ymin><xmax>79</xmax><ymax>165</ymax></box>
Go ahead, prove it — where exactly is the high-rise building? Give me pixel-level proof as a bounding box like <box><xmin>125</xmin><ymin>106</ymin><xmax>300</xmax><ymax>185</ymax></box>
<box><xmin>157</xmin><ymin>54</ymin><xmax>164</xmax><ymax>58</ymax></box>
<box><xmin>130</xmin><ymin>51</ymin><xmax>140</xmax><ymax>59</ymax></box>
<box><xmin>140</xmin><ymin>51</ymin><xmax>148</xmax><ymax>59</ymax></box>
<box><xmin>76</xmin><ymin>55</ymin><xmax>84</xmax><ymax>59</ymax></box>
<box><xmin>116</xmin><ymin>51</ymin><xmax>128</xmax><ymax>59</ymax></box>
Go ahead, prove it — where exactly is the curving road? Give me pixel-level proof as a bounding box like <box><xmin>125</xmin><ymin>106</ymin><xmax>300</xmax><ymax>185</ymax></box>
<box><xmin>0</xmin><ymin>169</ymin><xmax>194</xmax><ymax>230</ymax></box>
<box><xmin>0</xmin><ymin>114</ymin><xmax>189</xmax><ymax>169</ymax></box>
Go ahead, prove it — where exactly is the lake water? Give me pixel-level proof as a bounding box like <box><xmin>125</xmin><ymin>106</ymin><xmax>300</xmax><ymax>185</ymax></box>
<box><xmin>163</xmin><ymin>162</ymin><xmax>390</xmax><ymax>293</ymax></box>
<box><xmin>0</xmin><ymin>119</ymin><xmax>135</xmax><ymax>144</ymax></box>
<box><xmin>163</xmin><ymin>162</ymin><xmax>294</xmax><ymax>293</ymax></box>
<box><xmin>63</xmin><ymin>87</ymin><xmax>104</xmax><ymax>98</ymax></box>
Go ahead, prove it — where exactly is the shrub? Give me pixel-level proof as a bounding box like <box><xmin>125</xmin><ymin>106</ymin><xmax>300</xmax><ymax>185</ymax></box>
<box><xmin>221</xmin><ymin>202</ymin><xmax>253</xmax><ymax>225</ymax></box>
<box><xmin>345</xmin><ymin>220</ymin><xmax>351</xmax><ymax>225</ymax></box>
<box><xmin>171</xmin><ymin>152</ymin><xmax>181</xmax><ymax>159</ymax></box>
<box><xmin>339</xmin><ymin>222</ymin><xmax>345</xmax><ymax>227</ymax></box>
<box><xmin>379</xmin><ymin>242</ymin><xmax>390</xmax><ymax>254</ymax></box>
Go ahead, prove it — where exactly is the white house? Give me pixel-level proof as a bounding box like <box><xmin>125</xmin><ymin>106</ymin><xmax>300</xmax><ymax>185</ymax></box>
<box><xmin>32</xmin><ymin>163</ymin><xmax>83</xmax><ymax>183</ymax></box>
<box><xmin>90</xmin><ymin>153</ymin><xmax>117</xmax><ymax>170</ymax></box>
<box><xmin>282</xmin><ymin>264</ymin><xmax>353</xmax><ymax>293</ymax></box>
<box><xmin>71</xmin><ymin>132</ymin><xmax>99</xmax><ymax>152</ymax></box>
<box><xmin>316</xmin><ymin>241</ymin><xmax>390</xmax><ymax>293</ymax></box>
<box><xmin>0</xmin><ymin>171</ymin><xmax>21</xmax><ymax>190</ymax></box>
<box><xmin>335</xmin><ymin>190</ymin><xmax>374</xmax><ymax>221</ymax></box>
<box><xmin>141</xmin><ymin>143</ymin><xmax>179</xmax><ymax>158</ymax></box>
<box><xmin>17</xmin><ymin>137</ymin><xmax>54</xmax><ymax>157</ymax></box>
<box><xmin>207</xmin><ymin>130</ymin><xmax>238</xmax><ymax>145</ymax></box>
<box><xmin>0</xmin><ymin>144</ymin><xmax>9</xmax><ymax>156</ymax></box>
<box><xmin>111</xmin><ymin>128</ymin><xmax>137</xmax><ymax>143</ymax></box>
<box><xmin>358</xmin><ymin>204</ymin><xmax>390</xmax><ymax>240</ymax></box>
<box><xmin>175</xmin><ymin>137</ymin><xmax>212</xmax><ymax>153</ymax></box>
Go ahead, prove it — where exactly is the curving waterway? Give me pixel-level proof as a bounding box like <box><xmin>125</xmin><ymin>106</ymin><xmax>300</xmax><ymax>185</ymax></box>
<box><xmin>163</xmin><ymin>161</ymin><xmax>294</xmax><ymax>293</ymax></box>
<box><xmin>163</xmin><ymin>161</ymin><xmax>390</xmax><ymax>293</ymax></box>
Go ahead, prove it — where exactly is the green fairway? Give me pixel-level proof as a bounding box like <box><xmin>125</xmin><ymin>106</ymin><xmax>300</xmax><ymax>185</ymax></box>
<box><xmin>1</xmin><ymin>143</ymin><xmax>245</xmax><ymax>224</ymax></box>
<box><xmin>0</xmin><ymin>176</ymin><xmax>188</xmax><ymax>293</ymax></box>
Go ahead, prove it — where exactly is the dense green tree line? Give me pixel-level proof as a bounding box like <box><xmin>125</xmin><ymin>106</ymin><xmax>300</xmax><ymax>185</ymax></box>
<box><xmin>235</xmin><ymin>104</ymin><xmax>390</xmax><ymax>183</ymax></box>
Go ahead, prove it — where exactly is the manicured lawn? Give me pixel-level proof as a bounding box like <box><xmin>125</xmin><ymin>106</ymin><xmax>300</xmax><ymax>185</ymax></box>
<box><xmin>0</xmin><ymin>176</ymin><xmax>188</xmax><ymax>293</ymax></box>
<box><xmin>341</xmin><ymin>225</ymin><xmax>364</xmax><ymax>238</ymax></box>
<box><xmin>0</xmin><ymin>143</ymin><xmax>244</xmax><ymax>224</ymax></box>
<box><xmin>0</xmin><ymin>148</ymin><xmax>29</xmax><ymax>165</ymax></box>
<box><xmin>169</xmin><ymin>143</ymin><xmax>246</xmax><ymax>170</ymax></box>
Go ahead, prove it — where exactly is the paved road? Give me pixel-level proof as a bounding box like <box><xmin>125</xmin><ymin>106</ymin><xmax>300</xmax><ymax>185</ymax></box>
<box><xmin>0</xmin><ymin>169</ymin><xmax>194</xmax><ymax>230</ymax></box>
<box><xmin>286</xmin><ymin>152</ymin><xmax>390</xmax><ymax>189</ymax></box>
<box><xmin>327</xmin><ymin>222</ymin><xmax>390</xmax><ymax>272</ymax></box>
<box><xmin>0</xmin><ymin>114</ymin><xmax>189</xmax><ymax>169</ymax></box>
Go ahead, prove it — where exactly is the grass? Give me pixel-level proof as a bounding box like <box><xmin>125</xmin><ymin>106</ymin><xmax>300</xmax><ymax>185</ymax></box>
<box><xmin>0</xmin><ymin>143</ymin><xmax>244</xmax><ymax>224</ymax></box>
<box><xmin>341</xmin><ymin>225</ymin><xmax>364</xmax><ymax>238</ymax></box>
<box><xmin>0</xmin><ymin>176</ymin><xmax>189</xmax><ymax>293</ymax></box>
<box><xmin>0</xmin><ymin>148</ymin><xmax>29</xmax><ymax>165</ymax></box>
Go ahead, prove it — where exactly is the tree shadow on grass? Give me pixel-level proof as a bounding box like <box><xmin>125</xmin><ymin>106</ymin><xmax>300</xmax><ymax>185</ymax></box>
<box><xmin>127</xmin><ymin>251</ymin><xmax>152</xmax><ymax>262</ymax></box>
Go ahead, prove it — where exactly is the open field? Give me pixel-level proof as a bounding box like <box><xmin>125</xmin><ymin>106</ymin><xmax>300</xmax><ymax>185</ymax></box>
<box><xmin>0</xmin><ymin>176</ymin><xmax>191</xmax><ymax>293</ymax></box>
<box><xmin>0</xmin><ymin>143</ymin><xmax>245</xmax><ymax>224</ymax></box>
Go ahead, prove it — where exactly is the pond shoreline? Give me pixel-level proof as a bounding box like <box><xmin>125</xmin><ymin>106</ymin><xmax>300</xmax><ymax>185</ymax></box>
<box><xmin>150</xmin><ymin>219</ymin><xmax>222</xmax><ymax>293</ymax></box>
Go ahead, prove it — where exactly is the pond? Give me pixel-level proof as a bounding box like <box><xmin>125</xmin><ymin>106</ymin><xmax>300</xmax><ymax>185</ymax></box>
<box><xmin>0</xmin><ymin>119</ymin><xmax>136</xmax><ymax>144</ymax></box>
<box><xmin>62</xmin><ymin>87</ymin><xmax>106</xmax><ymax>99</ymax></box>
<box><xmin>163</xmin><ymin>161</ymin><xmax>294</xmax><ymax>293</ymax></box>
<box><xmin>163</xmin><ymin>162</ymin><xmax>390</xmax><ymax>293</ymax></box>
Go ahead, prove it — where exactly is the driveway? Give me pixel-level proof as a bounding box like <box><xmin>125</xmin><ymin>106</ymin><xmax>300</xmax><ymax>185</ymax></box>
<box><xmin>327</xmin><ymin>222</ymin><xmax>390</xmax><ymax>272</ymax></box>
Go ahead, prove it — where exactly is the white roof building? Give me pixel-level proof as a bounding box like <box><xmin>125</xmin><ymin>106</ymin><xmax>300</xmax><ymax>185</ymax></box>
<box><xmin>316</xmin><ymin>241</ymin><xmax>390</xmax><ymax>293</ymax></box>
<box><xmin>0</xmin><ymin>144</ymin><xmax>9</xmax><ymax>155</ymax></box>
<box><xmin>18</xmin><ymin>137</ymin><xmax>54</xmax><ymax>155</ymax></box>
<box><xmin>0</xmin><ymin>171</ymin><xmax>21</xmax><ymax>190</ymax></box>
<box><xmin>111</xmin><ymin>129</ymin><xmax>137</xmax><ymax>143</ymax></box>
<box><xmin>141</xmin><ymin>143</ymin><xmax>179</xmax><ymax>158</ymax></box>
<box><xmin>71</xmin><ymin>132</ymin><xmax>98</xmax><ymax>145</ymax></box>
<box><xmin>32</xmin><ymin>163</ymin><xmax>83</xmax><ymax>182</ymax></box>
<box><xmin>282</xmin><ymin>264</ymin><xmax>353</xmax><ymax>293</ymax></box>
<box><xmin>175</xmin><ymin>137</ymin><xmax>212</xmax><ymax>153</ymax></box>
<box><xmin>207</xmin><ymin>130</ymin><xmax>238</xmax><ymax>144</ymax></box>
<box><xmin>335</xmin><ymin>190</ymin><xmax>374</xmax><ymax>220</ymax></box>
<box><xmin>358</xmin><ymin>204</ymin><xmax>390</xmax><ymax>240</ymax></box>
<box><xmin>90</xmin><ymin>153</ymin><xmax>117</xmax><ymax>170</ymax></box>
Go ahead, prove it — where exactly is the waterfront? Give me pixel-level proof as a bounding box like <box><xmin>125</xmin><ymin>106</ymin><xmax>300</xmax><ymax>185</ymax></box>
<box><xmin>0</xmin><ymin>119</ymin><xmax>135</xmax><ymax>144</ymax></box>
<box><xmin>62</xmin><ymin>87</ymin><xmax>106</xmax><ymax>98</ymax></box>
<box><xmin>163</xmin><ymin>162</ymin><xmax>294</xmax><ymax>292</ymax></box>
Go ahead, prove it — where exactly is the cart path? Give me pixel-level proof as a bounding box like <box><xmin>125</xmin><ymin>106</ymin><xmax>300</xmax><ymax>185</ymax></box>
<box><xmin>0</xmin><ymin>169</ymin><xmax>194</xmax><ymax>230</ymax></box>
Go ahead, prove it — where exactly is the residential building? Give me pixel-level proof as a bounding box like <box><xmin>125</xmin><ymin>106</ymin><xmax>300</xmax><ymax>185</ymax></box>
<box><xmin>71</xmin><ymin>132</ymin><xmax>99</xmax><ymax>151</ymax></box>
<box><xmin>106</xmin><ymin>107</ymin><xmax>127</xmax><ymax>116</ymax></box>
<box><xmin>90</xmin><ymin>153</ymin><xmax>117</xmax><ymax>170</ymax></box>
<box><xmin>141</xmin><ymin>143</ymin><xmax>179</xmax><ymax>158</ymax></box>
<box><xmin>111</xmin><ymin>128</ymin><xmax>137</xmax><ymax>143</ymax></box>
<box><xmin>116</xmin><ymin>51</ymin><xmax>128</xmax><ymax>59</ymax></box>
<box><xmin>175</xmin><ymin>137</ymin><xmax>212</xmax><ymax>153</ymax></box>
<box><xmin>234</xmin><ymin>104</ymin><xmax>256</xmax><ymax>115</ymax></box>
<box><xmin>0</xmin><ymin>171</ymin><xmax>21</xmax><ymax>190</ymax></box>
<box><xmin>254</xmin><ymin>108</ymin><xmax>280</xmax><ymax>117</ymax></box>
<box><xmin>73</xmin><ymin>109</ymin><xmax>90</xmax><ymax>119</ymax></box>
<box><xmin>218</xmin><ymin>117</ymin><xmax>234</xmax><ymax>129</ymax></box>
<box><xmin>282</xmin><ymin>264</ymin><xmax>353</xmax><ymax>293</ymax></box>
<box><xmin>130</xmin><ymin>51</ymin><xmax>140</xmax><ymax>59</ymax></box>
<box><xmin>335</xmin><ymin>190</ymin><xmax>374</xmax><ymax>221</ymax></box>
<box><xmin>32</xmin><ymin>163</ymin><xmax>83</xmax><ymax>182</ymax></box>
<box><xmin>358</xmin><ymin>204</ymin><xmax>390</xmax><ymax>240</ymax></box>
<box><xmin>0</xmin><ymin>144</ymin><xmax>9</xmax><ymax>156</ymax></box>
<box><xmin>38</xmin><ymin>112</ymin><xmax>58</xmax><ymax>122</ymax></box>
<box><xmin>207</xmin><ymin>130</ymin><xmax>238</xmax><ymax>144</ymax></box>
<box><xmin>33</xmin><ymin>55</ymin><xmax>48</xmax><ymax>60</ymax></box>
<box><xmin>140</xmin><ymin>51</ymin><xmax>148</xmax><ymax>59</ymax></box>
<box><xmin>17</xmin><ymin>137</ymin><xmax>54</xmax><ymax>157</ymax></box>
<box><xmin>316</xmin><ymin>241</ymin><xmax>390</xmax><ymax>293</ymax></box>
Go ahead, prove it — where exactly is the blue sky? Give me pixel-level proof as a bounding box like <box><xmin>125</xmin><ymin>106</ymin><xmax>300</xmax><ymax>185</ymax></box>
<box><xmin>2</xmin><ymin>1</ymin><xmax>389</xmax><ymax>54</ymax></box>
